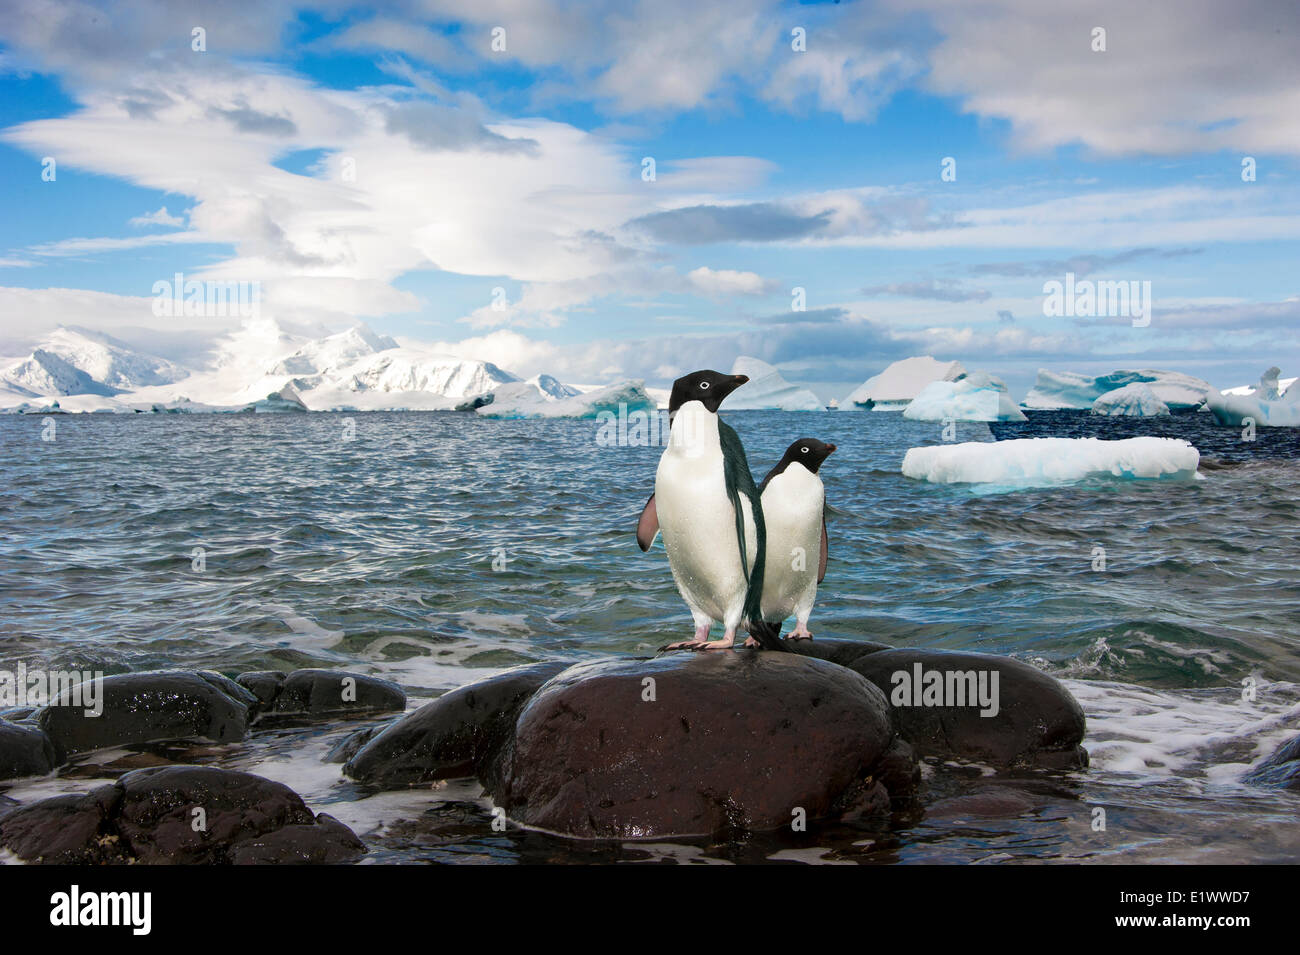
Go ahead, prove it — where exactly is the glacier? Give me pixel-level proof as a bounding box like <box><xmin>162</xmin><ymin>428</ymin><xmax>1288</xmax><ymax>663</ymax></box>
<box><xmin>722</xmin><ymin>357</ymin><xmax>825</xmax><ymax>411</ymax></box>
<box><xmin>903</xmin><ymin>372</ymin><xmax>1026</xmax><ymax>422</ymax></box>
<box><xmin>1091</xmin><ymin>382</ymin><xmax>1170</xmax><ymax>417</ymax></box>
<box><xmin>902</xmin><ymin>437</ymin><xmax>1201</xmax><ymax>487</ymax></box>
<box><xmin>843</xmin><ymin>356</ymin><xmax>966</xmax><ymax>410</ymax></box>
<box><xmin>1207</xmin><ymin>367</ymin><xmax>1300</xmax><ymax>427</ymax></box>
<box><xmin>1021</xmin><ymin>368</ymin><xmax>1213</xmax><ymax>411</ymax></box>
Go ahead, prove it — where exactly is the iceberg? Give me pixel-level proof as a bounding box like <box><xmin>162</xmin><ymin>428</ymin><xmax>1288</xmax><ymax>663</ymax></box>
<box><xmin>902</xmin><ymin>437</ymin><xmax>1200</xmax><ymax>486</ymax></box>
<box><xmin>1091</xmin><ymin>383</ymin><xmax>1170</xmax><ymax>417</ymax></box>
<box><xmin>1021</xmin><ymin>368</ymin><xmax>1212</xmax><ymax>411</ymax></box>
<box><xmin>722</xmin><ymin>357</ymin><xmax>824</xmax><ymax>411</ymax></box>
<box><xmin>245</xmin><ymin>383</ymin><xmax>308</xmax><ymax>413</ymax></box>
<box><xmin>903</xmin><ymin>372</ymin><xmax>1027</xmax><ymax>422</ymax></box>
<box><xmin>843</xmin><ymin>356</ymin><xmax>966</xmax><ymax>410</ymax></box>
<box><xmin>477</xmin><ymin>377</ymin><xmax>655</xmax><ymax>419</ymax></box>
<box><xmin>1207</xmin><ymin>367</ymin><xmax>1300</xmax><ymax>427</ymax></box>
<box><xmin>1221</xmin><ymin>368</ymin><xmax>1297</xmax><ymax>397</ymax></box>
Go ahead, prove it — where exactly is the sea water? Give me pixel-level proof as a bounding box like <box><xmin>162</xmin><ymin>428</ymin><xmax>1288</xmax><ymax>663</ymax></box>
<box><xmin>0</xmin><ymin>410</ymin><xmax>1296</xmax><ymax>863</ymax></box>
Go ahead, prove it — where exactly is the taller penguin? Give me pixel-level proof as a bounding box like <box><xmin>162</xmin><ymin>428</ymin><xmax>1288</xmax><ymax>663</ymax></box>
<box><xmin>635</xmin><ymin>370</ymin><xmax>783</xmax><ymax>651</ymax></box>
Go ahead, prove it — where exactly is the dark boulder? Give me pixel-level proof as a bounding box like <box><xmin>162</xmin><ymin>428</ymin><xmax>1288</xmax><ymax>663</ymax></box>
<box><xmin>784</xmin><ymin>637</ymin><xmax>893</xmax><ymax>667</ymax></box>
<box><xmin>0</xmin><ymin>785</ymin><xmax>125</xmax><ymax>864</ymax></box>
<box><xmin>234</xmin><ymin>670</ymin><xmax>285</xmax><ymax>712</ymax></box>
<box><xmin>846</xmin><ymin>649</ymin><xmax>1088</xmax><ymax>769</ymax></box>
<box><xmin>496</xmin><ymin>651</ymin><xmax>897</xmax><ymax>839</ymax></box>
<box><xmin>0</xmin><ymin>765</ymin><xmax>365</xmax><ymax>865</ymax></box>
<box><xmin>0</xmin><ymin>719</ymin><xmax>60</xmax><ymax>780</ymax></box>
<box><xmin>244</xmin><ymin>669</ymin><xmax>405</xmax><ymax>722</ymax></box>
<box><xmin>1246</xmin><ymin>734</ymin><xmax>1300</xmax><ymax>790</ymax></box>
<box><xmin>345</xmin><ymin>661</ymin><xmax>569</xmax><ymax>786</ymax></box>
<box><xmin>36</xmin><ymin>671</ymin><xmax>251</xmax><ymax>756</ymax></box>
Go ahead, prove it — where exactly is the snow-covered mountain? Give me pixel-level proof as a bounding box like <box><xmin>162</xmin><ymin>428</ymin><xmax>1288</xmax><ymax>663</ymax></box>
<box><xmin>0</xmin><ymin>327</ymin><xmax>187</xmax><ymax>397</ymax></box>
<box><xmin>270</xmin><ymin>325</ymin><xmax>398</xmax><ymax>376</ymax></box>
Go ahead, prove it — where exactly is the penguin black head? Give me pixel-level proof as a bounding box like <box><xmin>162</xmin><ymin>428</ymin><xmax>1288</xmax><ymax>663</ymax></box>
<box><xmin>778</xmin><ymin>437</ymin><xmax>838</xmax><ymax>474</ymax></box>
<box><xmin>668</xmin><ymin>369</ymin><xmax>749</xmax><ymax>414</ymax></box>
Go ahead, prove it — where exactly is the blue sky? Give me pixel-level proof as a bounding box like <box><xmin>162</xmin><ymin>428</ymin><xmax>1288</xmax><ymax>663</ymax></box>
<box><xmin>1</xmin><ymin>0</ymin><xmax>1297</xmax><ymax>400</ymax></box>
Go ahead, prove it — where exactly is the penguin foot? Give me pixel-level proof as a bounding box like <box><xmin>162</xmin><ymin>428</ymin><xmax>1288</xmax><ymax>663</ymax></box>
<box><xmin>693</xmin><ymin>630</ymin><xmax>736</xmax><ymax>651</ymax></box>
<box><xmin>662</xmin><ymin>640</ymin><xmax>707</xmax><ymax>651</ymax></box>
<box><xmin>788</xmin><ymin>625</ymin><xmax>813</xmax><ymax>641</ymax></box>
<box><xmin>742</xmin><ymin>637</ymin><xmax>760</xmax><ymax>648</ymax></box>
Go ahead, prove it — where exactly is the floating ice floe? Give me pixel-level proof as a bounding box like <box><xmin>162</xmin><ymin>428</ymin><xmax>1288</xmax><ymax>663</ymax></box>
<box><xmin>901</xmin><ymin>437</ymin><xmax>1200</xmax><ymax>486</ymax></box>
<box><xmin>842</xmin><ymin>356</ymin><xmax>967</xmax><ymax>410</ymax></box>
<box><xmin>477</xmin><ymin>377</ymin><xmax>655</xmax><ymax>419</ymax></box>
<box><xmin>903</xmin><ymin>372</ymin><xmax>1027</xmax><ymax>422</ymax></box>
<box><xmin>1021</xmin><ymin>368</ymin><xmax>1213</xmax><ymax>411</ymax></box>
<box><xmin>1207</xmin><ymin>367</ymin><xmax>1300</xmax><ymax>427</ymax></box>
<box><xmin>1091</xmin><ymin>382</ymin><xmax>1170</xmax><ymax>417</ymax></box>
<box><xmin>722</xmin><ymin>356</ymin><xmax>824</xmax><ymax>411</ymax></box>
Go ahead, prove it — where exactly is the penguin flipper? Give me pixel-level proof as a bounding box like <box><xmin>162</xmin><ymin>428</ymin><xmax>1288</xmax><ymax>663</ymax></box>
<box><xmin>636</xmin><ymin>493</ymin><xmax>659</xmax><ymax>551</ymax></box>
<box><xmin>818</xmin><ymin>515</ymin><xmax>828</xmax><ymax>584</ymax></box>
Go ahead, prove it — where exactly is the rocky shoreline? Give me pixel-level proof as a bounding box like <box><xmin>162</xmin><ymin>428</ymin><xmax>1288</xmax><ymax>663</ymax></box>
<box><xmin>2</xmin><ymin>642</ymin><xmax>1295</xmax><ymax>863</ymax></box>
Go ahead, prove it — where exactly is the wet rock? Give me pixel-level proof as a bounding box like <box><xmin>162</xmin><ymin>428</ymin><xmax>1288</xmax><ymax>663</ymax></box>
<box><xmin>1246</xmin><ymin>734</ymin><xmax>1300</xmax><ymax>790</ymax></box>
<box><xmin>846</xmin><ymin>649</ymin><xmax>1088</xmax><ymax>769</ymax></box>
<box><xmin>234</xmin><ymin>670</ymin><xmax>285</xmax><ymax>712</ymax></box>
<box><xmin>0</xmin><ymin>719</ymin><xmax>60</xmax><ymax>780</ymax></box>
<box><xmin>198</xmin><ymin>670</ymin><xmax>259</xmax><ymax>709</ymax></box>
<box><xmin>784</xmin><ymin>637</ymin><xmax>893</xmax><ymax>667</ymax></box>
<box><xmin>227</xmin><ymin>813</ymin><xmax>366</xmax><ymax>864</ymax></box>
<box><xmin>0</xmin><ymin>785</ymin><xmax>125</xmax><ymax>864</ymax></box>
<box><xmin>0</xmin><ymin>706</ymin><xmax>36</xmax><ymax>721</ymax></box>
<box><xmin>325</xmin><ymin>724</ymin><xmax>387</xmax><ymax>765</ymax></box>
<box><xmin>926</xmin><ymin>788</ymin><xmax>1038</xmax><ymax>820</ymax></box>
<box><xmin>0</xmin><ymin>765</ymin><xmax>365</xmax><ymax>865</ymax></box>
<box><xmin>36</xmin><ymin>671</ymin><xmax>251</xmax><ymax>756</ymax></box>
<box><xmin>345</xmin><ymin>661</ymin><xmax>569</xmax><ymax>786</ymax></box>
<box><xmin>496</xmin><ymin>651</ymin><xmax>896</xmax><ymax>839</ymax></box>
<box><xmin>246</xmin><ymin>669</ymin><xmax>405</xmax><ymax>722</ymax></box>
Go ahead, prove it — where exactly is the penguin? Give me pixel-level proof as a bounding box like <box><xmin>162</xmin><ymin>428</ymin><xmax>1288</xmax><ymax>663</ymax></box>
<box><xmin>745</xmin><ymin>438</ymin><xmax>836</xmax><ymax>646</ymax></box>
<box><xmin>635</xmin><ymin>369</ymin><xmax>782</xmax><ymax>651</ymax></box>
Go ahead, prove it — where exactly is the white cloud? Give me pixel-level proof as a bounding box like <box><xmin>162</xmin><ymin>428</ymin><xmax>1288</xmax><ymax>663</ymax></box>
<box><xmin>129</xmin><ymin>206</ymin><xmax>186</xmax><ymax>228</ymax></box>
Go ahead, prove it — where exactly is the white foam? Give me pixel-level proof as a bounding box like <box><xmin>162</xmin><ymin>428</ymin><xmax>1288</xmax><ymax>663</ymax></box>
<box><xmin>901</xmin><ymin>437</ymin><xmax>1200</xmax><ymax>486</ymax></box>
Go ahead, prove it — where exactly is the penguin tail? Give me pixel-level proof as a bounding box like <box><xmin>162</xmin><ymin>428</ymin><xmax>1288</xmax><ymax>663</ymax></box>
<box><xmin>747</xmin><ymin>620</ymin><xmax>786</xmax><ymax>652</ymax></box>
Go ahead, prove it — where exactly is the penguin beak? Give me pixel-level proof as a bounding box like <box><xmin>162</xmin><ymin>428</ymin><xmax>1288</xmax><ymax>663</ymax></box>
<box><xmin>732</xmin><ymin>374</ymin><xmax>749</xmax><ymax>386</ymax></box>
<box><xmin>713</xmin><ymin>374</ymin><xmax>749</xmax><ymax>404</ymax></box>
<box><xmin>825</xmin><ymin>443</ymin><xmax>837</xmax><ymax>454</ymax></box>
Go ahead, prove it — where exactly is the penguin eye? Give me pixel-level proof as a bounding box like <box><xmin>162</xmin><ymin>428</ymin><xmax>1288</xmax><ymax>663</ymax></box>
<box><xmin>699</xmin><ymin>381</ymin><xmax>710</xmax><ymax>390</ymax></box>
<box><xmin>801</xmin><ymin>446</ymin><xmax>810</xmax><ymax>453</ymax></box>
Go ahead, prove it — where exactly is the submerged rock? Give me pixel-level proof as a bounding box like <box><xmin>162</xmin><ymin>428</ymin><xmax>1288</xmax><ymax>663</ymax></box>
<box><xmin>495</xmin><ymin>652</ymin><xmax>899</xmax><ymax>839</ymax></box>
<box><xmin>36</xmin><ymin>671</ymin><xmax>252</xmax><ymax>756</ymax></box>
<box><xmin>0</xmin><ymin>765</ymin><xmax>365</xmax><ymax>864</ymax></box>
<box><xmin>345</xmin><ymin>661</ymin><xmax>570</xmax><ymax>786</ymax></box>
<box><xmin>1246</xmin><ymin>734</ymin><xmax>1300</xmax><ymax>790</ymax></box>
<box><xmin>0</xmin><ymin>719</ymin><xmax>60</xmax><ymax>780</ymax></box>
<box><xmin>846</xmin><ymin>649</ymin><xmax>1088</xmax><ymax>769</ymax></box>
<box><xmin>237</xmin><ymin>669</ymin><xmax>405</xmax><ymax>722</ymax></box>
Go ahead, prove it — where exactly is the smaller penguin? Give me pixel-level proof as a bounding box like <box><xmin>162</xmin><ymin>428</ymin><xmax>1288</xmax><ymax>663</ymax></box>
<box><xmin>747</xmin><ymin>438</ymin><xmax>836</xmax><ymax>645</ymax></box>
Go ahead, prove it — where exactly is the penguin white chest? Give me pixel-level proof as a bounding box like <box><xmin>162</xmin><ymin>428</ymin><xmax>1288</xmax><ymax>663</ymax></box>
<box><xmin>653</xmin><ymin>404</ymin><xmax>754</xmax><ymax>623</ymax></box>
<box><xmin>760</xmin><ymin>464</ymin><xmax>824</xmax><ymax>620</ymax></box>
